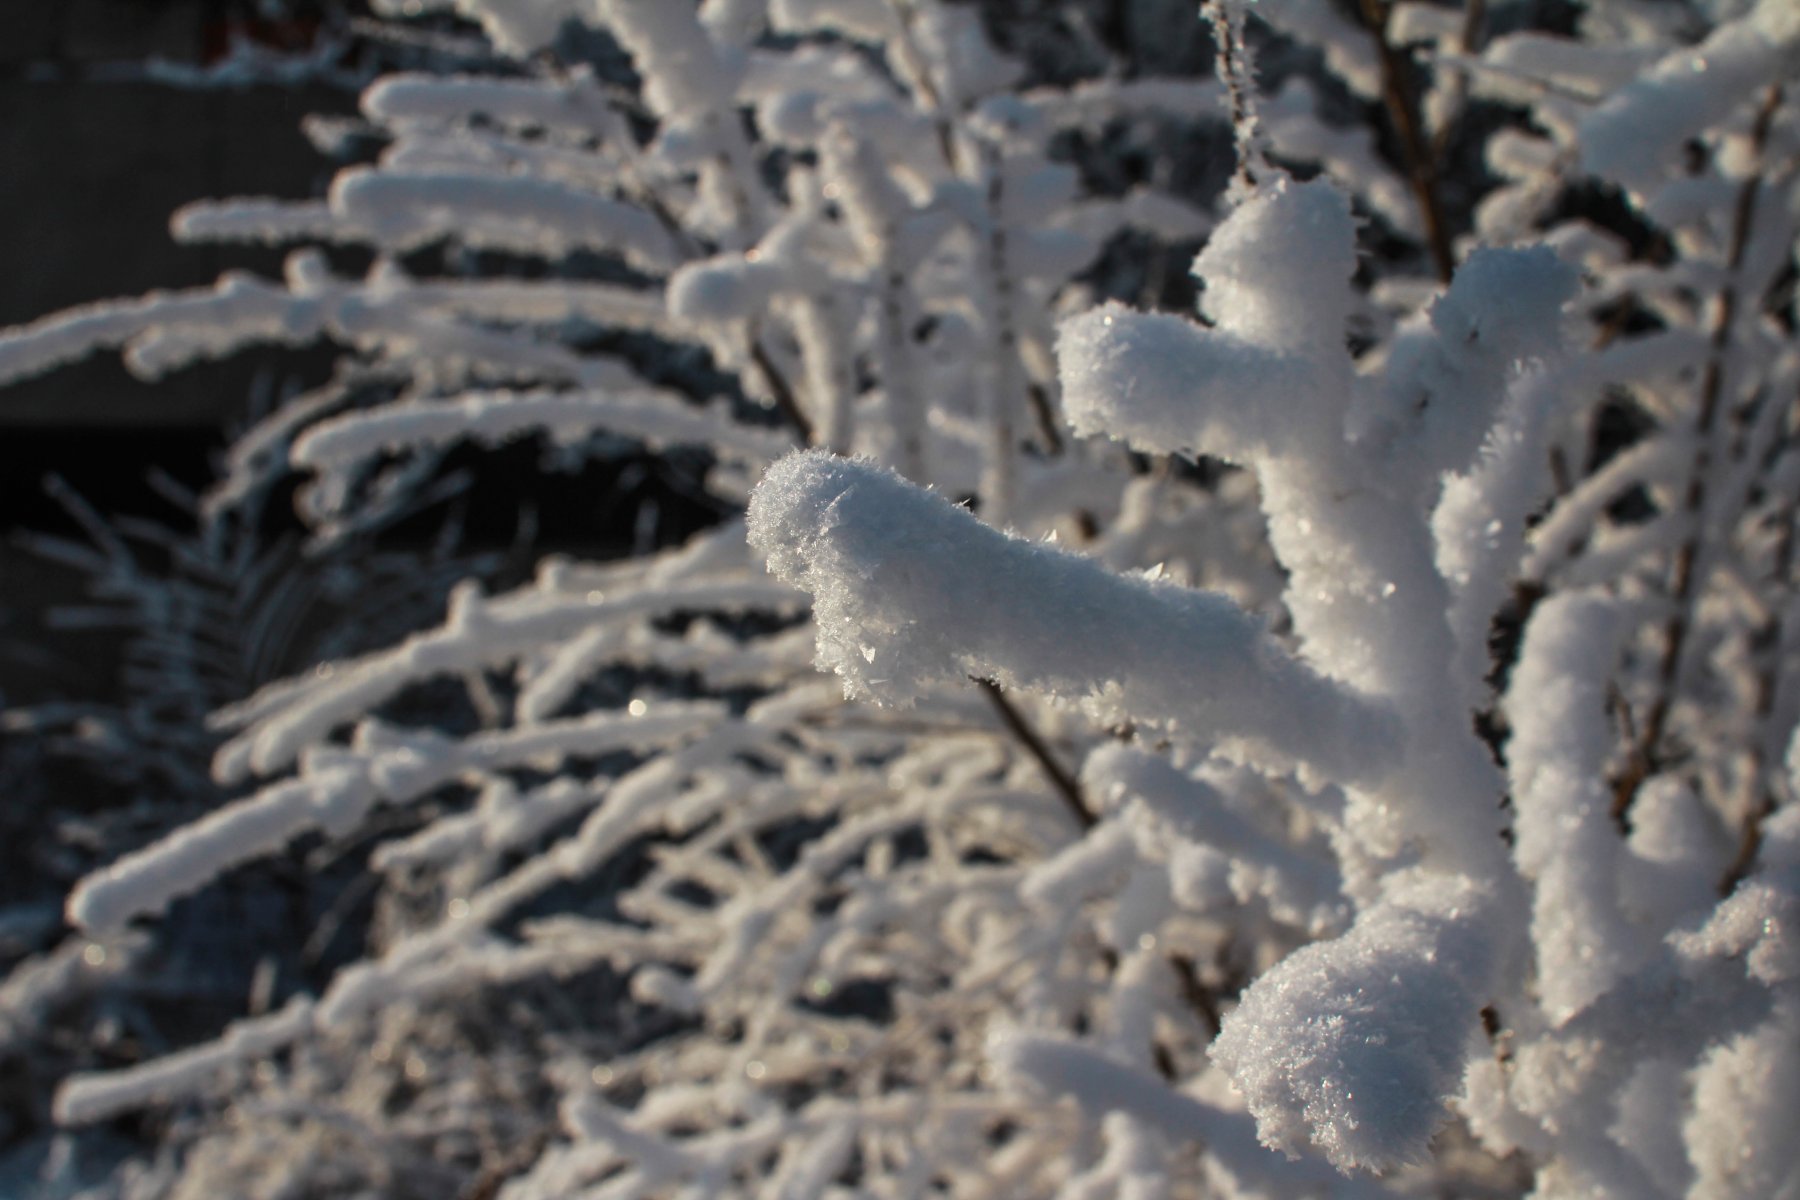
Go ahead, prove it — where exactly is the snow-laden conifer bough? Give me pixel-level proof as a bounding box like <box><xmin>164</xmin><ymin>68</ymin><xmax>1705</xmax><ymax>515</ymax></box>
<box><xmin>3</xmin><ymin>0</ymin><xmax>1799</xmax><ymax>1195</ymax></box>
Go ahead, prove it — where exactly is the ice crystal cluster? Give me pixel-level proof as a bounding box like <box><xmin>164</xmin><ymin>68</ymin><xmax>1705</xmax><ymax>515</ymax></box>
<box><xmin>2</xmin><ymin>0</ymin><xmax>1799</xmax><ymax>1197</ymax></box>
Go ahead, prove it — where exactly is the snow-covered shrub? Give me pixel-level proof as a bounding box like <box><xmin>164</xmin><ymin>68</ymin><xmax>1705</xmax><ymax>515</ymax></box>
<box><xmin>753</xmin><ymin>1</ymin><xmax>1800</xmax><ymax>1195</ymax></box>
<box><xmin>754</xmin><ymin>167</ymin><xmax>1578</xmax><ymax>1177</ymax></box>
<box><xmin>3</xmin><ymin>0</ymin><xmax>1797</xmax><ymax>1195</ymax></box>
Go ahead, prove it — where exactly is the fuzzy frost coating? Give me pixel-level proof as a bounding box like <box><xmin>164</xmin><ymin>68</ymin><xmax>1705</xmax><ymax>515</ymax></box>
<box><xmin>1058</xmin><ymin>178</ymin><xmax>1359</xmax><ymax>466</ymax></box>
<box><xmin>747</xmin><ymin>449</ymin><xmax>1400</xmax><ymax>784</ymax></box>
<box><xmin>1505</xmin><ymin>591</ymin><xmax>1640</xmax><ymax>1022</ymax></box>
<box><xmin>1210</xmin><ymin>871</ymin><xmax>1499</xmax><ymax>1173</ymax></box>
<box><xmin>1683</xmin><ymin>1008</ymin><xmax>1800</xmax><ymax>1200</ymax></box>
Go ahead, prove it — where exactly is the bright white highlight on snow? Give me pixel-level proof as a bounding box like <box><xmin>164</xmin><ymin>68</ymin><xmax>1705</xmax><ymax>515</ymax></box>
<box><xmin>1505</xmin><ymin>592</ymin><xmax>1640</xmax><ymax>1022</ymax></box>
<box><xmin>1212</xmin><ymin>872</ymin><xmax>1498</xmax><ymax>1171</ymax></box>
<box><xmin>1579</xmin><ymin>0</ymin><xmax>1800</xmax><ymax>189</ymax></box>
<box><xmin>748</xmin><ymin>449</ymin><xmax>1399</xmax><ymax>784</ymax></box>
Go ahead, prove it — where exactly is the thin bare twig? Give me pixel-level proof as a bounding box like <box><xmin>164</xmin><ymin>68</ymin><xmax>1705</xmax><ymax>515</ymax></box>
<box><xmin>887</xmin><ymin>0</ymin><xmax>962</xmax><ymax>171</ymax></box>
<box><xmin>1169</xmin><ymin>953</ymin><xmax>1225</xmax><ymax>1038</ymax></box>
<box><xmin>1203</xmin><ymin>0</ymin><xmax>1267</xmax><ymax>191</ymax></box>
<box><xmin>1358</xmin><ymin>0</ymin><xmax>1456</xmax><ymax>282</ymax></box>
<box><xmin>749</xmin><ymin>336</ymin><xmax>818</xmax><ymax>446</ymax></box>
<box><xmin>1612</xmin><ymin>85</ymin><xmax>1785</xmax><ymax>831</ymax></box>
<box><xmin>1429</xmin><ymin>0</ymin><xmax>1488</xmax><ymax>165</ymax></box>
<box><xmin>1026</xmin><ymin>383</ymin><xmax>1064</xmax><ymax>455</ymax></box>
<box><xmin>1719</xmin><ymin>394</ymin><xmax>1799</xmax><ymax>894</ymax></box>
<box><xmin>974</xmin><ymin>677</ymin><xmax>1093</xmax><ymax>829</ymax></box>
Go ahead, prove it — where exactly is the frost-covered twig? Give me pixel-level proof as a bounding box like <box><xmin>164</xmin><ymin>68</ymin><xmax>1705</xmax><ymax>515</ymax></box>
<box><xmin>1356</xmin><ymin>0</ymin><xmax>1454</xmax><ymax>280</ymax></box>
<box><xmin>1611</xmin><ymin>83</ymin><xmax>1788</xmax><ymax>829</ymax></box>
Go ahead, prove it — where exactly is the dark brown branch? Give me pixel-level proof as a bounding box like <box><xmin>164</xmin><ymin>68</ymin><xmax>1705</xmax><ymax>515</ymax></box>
<box><xmin>1719</xmin><ymin>393</ymin><xmax>1799</xmax><ymax>894</ymax></box>
<box><xmin>1720</xmin><ymin>792</ymin><xmax>1777</xmax><ymax>897</ymax></box>
<box><xmin>1429</xmin><ymin>0</ymin><xmax>1488</xmax><ymax>165</ymax></box>
<box><xmin>1169</xmin><ymin>953</ymin><xmax>1224</xmax><ymax>1039</ymax></box>
<box><xmin>1358</xmin><ymin>0</ymin><xmax>1456</xmax><ymax>283</ymax></box>
<box><xmin>1027</xmin><ymin>383</ymin><xmax>1064</xmax><ymax>455</ymax></box>
<box><xmin>617</xmin><ymin>135</ymin><xmax>820</xmax><ymax>450</ymax></box>
<box><xmin>636</xmin><ymin>184</ymin><xmax>704</xmax><ymax>262</ymax></box>
<box><xmin>749</xmin><ymin>336</ymin><xmax>817</xmax><ymax>447</ymax></box>
<box><xmin>888</xmin><ymin>0</ymin><xmax>962</xmax><ymax>171</ymax></box>
<box><xmin>461</xmin><ymin>1133</ymin><xmax>552</xmax><ymax>1200</ymax></box>
<box><xmin>1472</xmin><ymin>579</ymin><xmax>1546</xmax><ymax>771</ymax></box>
<box><xmin>974</xmin><ymin>677</ymin><xmax>1093</xmax><ymax>829</ymax></box>
<box><xmin>1612</xmin><ymin>85</ymin><xmax>1785</xmax><ymax>831</ymax></box>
